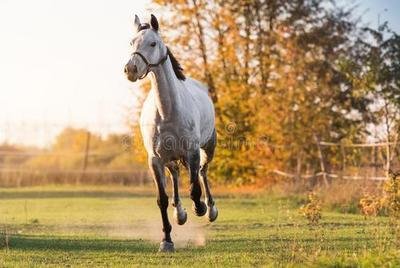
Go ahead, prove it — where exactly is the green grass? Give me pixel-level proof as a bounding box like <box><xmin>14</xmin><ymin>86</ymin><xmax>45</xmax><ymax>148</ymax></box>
<box><xmin>0</xmin><ymin>186</ymin><xmax>399</xmax><ymax>267</ymax></box>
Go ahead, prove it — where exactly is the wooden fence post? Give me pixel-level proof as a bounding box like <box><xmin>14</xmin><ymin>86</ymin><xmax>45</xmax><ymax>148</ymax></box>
<box><xmin>373</xmin><ymin>145</ymin><xmax>378</xmax><ymax>178</ymax></box>
<box><xmin>314</xmin><ymin>134</ymin><xmax>329</xmax><ymax>186</ymax></box>
<box><xmin>386</xmin><ymin>139</ymin><xmax>390</xmax><ymax>179</ymax></box>
<box><xmin>79</xmin><ymin>131</ymin><xmax>91</xmax><ymax>184</ymax></box>
<box><xmin>340</xmin><ymin>141</ymin><xmax>345</xmax><ymax>179</ymax></box>
<box><xmin>295</xmin><ymin>152</ymin><xmax>302</xmax><ymax>181</ymax></box>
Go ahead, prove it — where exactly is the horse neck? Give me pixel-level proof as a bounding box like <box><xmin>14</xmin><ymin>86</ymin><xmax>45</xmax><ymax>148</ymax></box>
<box><xmin>149</xmin><ymin>57</ymin><xmax>181</xmax><ymax>120</ymax></box>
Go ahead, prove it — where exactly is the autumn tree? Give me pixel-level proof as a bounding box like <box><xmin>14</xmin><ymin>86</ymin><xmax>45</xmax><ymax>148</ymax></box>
<box><xmin>139</xmin><ymin>0</ymin><xmax>397</xmax><ymax>184</ymax></box>
<box><xmin>343</xmin><ymin>23</ymin><xmax>400</xmax><ymax>174</ymax></box>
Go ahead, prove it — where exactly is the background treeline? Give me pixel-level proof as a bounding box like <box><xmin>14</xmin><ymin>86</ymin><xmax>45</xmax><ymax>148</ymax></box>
<box><xmin>129</xmin><ymin>0</ymin><xmax>400</xmax><ymax>184</ymax></box>
<box><xmin>0</xmin><ymin>128</ymin><xmax>148</xmax><ymax>186</ymax></box>
<box><xmin>0</xmin><ymin>128</ymin><xmax>135</xmax><ymax>169</ymax></box>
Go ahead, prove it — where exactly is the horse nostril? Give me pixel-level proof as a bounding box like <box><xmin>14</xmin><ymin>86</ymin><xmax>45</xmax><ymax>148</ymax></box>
<box><xmin>132</xmin><ymin>65</ymin><xmax>138</xmax><ymax>73</ymax></box>
<box><xmin>124</xmin><ymin>65</ymin><xmax>129</xmax><ymax>74</ymax></box>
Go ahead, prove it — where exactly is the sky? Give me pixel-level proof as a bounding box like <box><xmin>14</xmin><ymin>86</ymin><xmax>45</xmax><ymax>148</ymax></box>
<box><xmin>355</xmin><ymin>0</ymin><xmax>400</xmax><ymax>32</ymax></box>
<box><xmin>0</xmin><ymin>0</ymin><xmax>151</xmax><ymax>146</ymax></box>
<box><xmin>0</xmin><ymin>0</ymin><xmax>399</xmax><ymax>146</ymax></box>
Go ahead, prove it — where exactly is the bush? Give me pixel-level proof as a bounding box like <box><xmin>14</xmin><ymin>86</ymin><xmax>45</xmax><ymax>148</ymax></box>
<box><xmin>299</xmin><ymin>192</ymin><xmax>322</xmax><ymax>225</ymax></box>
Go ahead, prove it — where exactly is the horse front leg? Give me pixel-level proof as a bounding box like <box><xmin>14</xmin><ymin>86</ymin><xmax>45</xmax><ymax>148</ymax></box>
<box><xmin>188</xmin><ymin>150</ymin><xmax>207</xmax><ymax>217</ymax></box>
<box><xmin>166</xmin><ymin>162</ymin><xmax>187</xmax><ymax>225</ymax></box>
<box><xmin>148</xmin><ymin>156</ymin><xmax>174</xmax><ymax>252</ymax></box>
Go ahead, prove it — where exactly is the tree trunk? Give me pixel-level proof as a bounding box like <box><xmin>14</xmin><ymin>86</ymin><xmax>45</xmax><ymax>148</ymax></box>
<box><xmin>191</xmin><ymin>0</ymin><xmax>217</xmax><ymax>103</ymax></box>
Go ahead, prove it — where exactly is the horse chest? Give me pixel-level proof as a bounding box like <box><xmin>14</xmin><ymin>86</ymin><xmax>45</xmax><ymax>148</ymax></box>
<box><xmin>152</xmin><ymin>120</ymin><xmax>199</xmax><ymax>159</ymax></box>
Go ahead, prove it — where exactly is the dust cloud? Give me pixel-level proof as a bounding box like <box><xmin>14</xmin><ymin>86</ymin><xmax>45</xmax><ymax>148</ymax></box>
<box><xmin>106</xmin><ymin>219</ymin><xmax>207</xmax><ymax>248</ymax></box>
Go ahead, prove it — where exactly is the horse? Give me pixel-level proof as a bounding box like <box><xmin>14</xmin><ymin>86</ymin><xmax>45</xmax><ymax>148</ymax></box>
<box><xmin>124</xmin><ymin>14</ymin><xmax>218</xmax><ymax>252</ymax></box>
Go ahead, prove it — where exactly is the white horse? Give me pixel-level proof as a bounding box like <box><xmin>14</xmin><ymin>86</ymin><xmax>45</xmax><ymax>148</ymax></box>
<box><xmin>124</xmin><ymin>14</ymin><xmax>218</xmax><ymax>252</ymax></box>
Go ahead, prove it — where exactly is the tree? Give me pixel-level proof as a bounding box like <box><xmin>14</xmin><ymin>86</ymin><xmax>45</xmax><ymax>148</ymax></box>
<box><xmin>345</xmin><ymin>23</ymin><xmax>400</xmax><ymax>175</ymax></box>
<box><xmin>144</xmin><ymin>0</ymin><xmax>395</xmax><ymax>184</ymax></box>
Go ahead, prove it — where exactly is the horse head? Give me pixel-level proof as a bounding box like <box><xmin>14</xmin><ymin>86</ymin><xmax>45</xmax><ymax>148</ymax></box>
<box><xmin>124</xmin><ymin>14</ymin><xmax>167</xmax><ymax>82</ymax></box>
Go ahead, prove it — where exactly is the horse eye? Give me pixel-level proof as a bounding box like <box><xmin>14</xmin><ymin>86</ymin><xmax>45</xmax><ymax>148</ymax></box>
<box><xmin>150</xmin><ymin>42</ymin><xmax>156</xmax><ymax>47</ymax></box>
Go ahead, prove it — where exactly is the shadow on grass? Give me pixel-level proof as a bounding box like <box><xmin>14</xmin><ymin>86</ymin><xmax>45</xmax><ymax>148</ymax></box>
<box><xmin>211</xmin><ymin>220</ymin><xmax>387</xmax><ymax>231</ymax></box>
<box><xmin>8</xmin><ymin>235</ymin><xmax>156</xmax><ymax>252</ymax></box>
<box><xmin>6</xmin><ymin>234</ymin><xmax>386</xmax><ymax>255</ymax></box>
<box><xmin>204</xmin><ymin>236</ymin><xmax>383</xmax><ymax>253</ymax></box>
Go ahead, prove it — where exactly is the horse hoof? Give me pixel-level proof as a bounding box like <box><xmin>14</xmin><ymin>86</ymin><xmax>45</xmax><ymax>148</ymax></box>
<box><xmin>207</xmin><ymin>205</ymin><xmax>218</xmax><ymax>222</ymax></box>
<box><xmin>173</xmin><ymin>206</ymin><xmax>187</xmax><ymax>225</ymax></box>
<box><xmin>192</xmin><ymin>201</ymin><xmax>207</xmax><ymax>217</ymax></box>
<box><xmin>159</xmin><ymin>241</ymin><xmax>175</xmax><ymax>253</ymax></box>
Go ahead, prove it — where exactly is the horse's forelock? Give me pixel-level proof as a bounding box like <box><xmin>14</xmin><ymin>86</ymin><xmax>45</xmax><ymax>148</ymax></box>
<box><xmin>137</xmin><ymin>23</ymin><xmax>150</xmax><ymax>32</ymax></box>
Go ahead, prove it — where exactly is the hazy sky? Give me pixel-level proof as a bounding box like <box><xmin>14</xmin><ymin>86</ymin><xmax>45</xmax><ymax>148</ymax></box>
<box><xmin>0</xmin><ymin>0</ymin><xmax>399</xmax><ymax>146</ymax></box>
<box><xmin>0</xmin><ymin>0</ymin><xmax>152</xmax><ymax>145</ymax></box>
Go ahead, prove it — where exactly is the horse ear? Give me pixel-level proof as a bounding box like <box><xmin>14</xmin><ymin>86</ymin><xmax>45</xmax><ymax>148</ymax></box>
<box><xmin>150</xmin><ymin>14</ymin><xmax>159</xmax><ymax>32</ymax></box>
<box><xmin>134</xmin><ymin>14</ymin><xmax>141</xmax><ymax>31</ymax></box>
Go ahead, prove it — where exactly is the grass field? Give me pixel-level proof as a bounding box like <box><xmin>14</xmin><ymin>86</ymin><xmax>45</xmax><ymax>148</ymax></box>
<box><xmin>0</xmin><ymin>186</ymin><xmax>399</xmax><ymax>267</ymax></box>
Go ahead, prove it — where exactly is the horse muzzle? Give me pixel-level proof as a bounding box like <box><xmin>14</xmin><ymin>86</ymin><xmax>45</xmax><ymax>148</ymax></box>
<box><xmin>124</xmin><ymin>64</ymin><xmax>138</xmax><ymax>82</ymax></box>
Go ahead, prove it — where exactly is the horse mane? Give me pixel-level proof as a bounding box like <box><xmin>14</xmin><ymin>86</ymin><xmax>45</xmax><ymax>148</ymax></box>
<box><xmin>167</xmin><ymin>47</ymin><xmax>186</xmax><ymax>81</ymax></box>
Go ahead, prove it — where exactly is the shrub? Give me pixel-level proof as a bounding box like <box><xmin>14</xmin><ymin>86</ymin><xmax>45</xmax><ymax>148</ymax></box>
<box><xmin>381</xmin><ymin>171</ymin><xmax>400</xmax><ymax>219</ymax></box>
<box><xmin>299</xmin><ymin>192</ymin><xmax>322</xmax><ymax>225</ymax></box>
<box><xmin>359</xmin><ymin>194</ymin><xmax>382</xmax><ymax>218</ymax></box>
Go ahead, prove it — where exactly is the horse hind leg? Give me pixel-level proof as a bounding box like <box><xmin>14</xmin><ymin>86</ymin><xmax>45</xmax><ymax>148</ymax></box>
<box><xmin>188</xmin><ymin>150</ymin><xmax>207</xmax><ymax>217</ymax></box>
<box><xmin>199</xmin><ymin>130</ymin><xmax>218</xmax><ymax>222</ymax></box>
<box><xmin>199</xmin><ymin>163</ymin><xmax>218</xmax><ymax>222</ymax></box>
<box><xmin>166</xmin><ymin>161</ymin><xmax>187</xmax><ymax>225</ymax></box>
